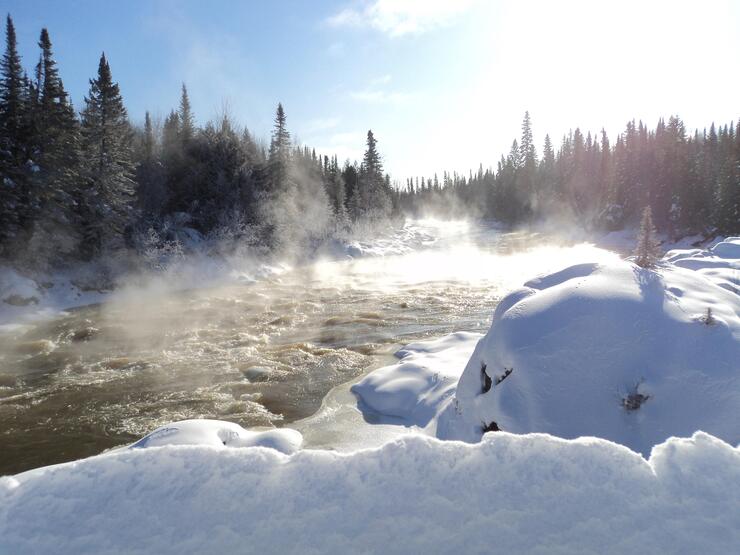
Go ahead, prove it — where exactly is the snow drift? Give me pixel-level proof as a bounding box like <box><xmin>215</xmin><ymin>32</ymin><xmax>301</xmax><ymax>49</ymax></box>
<box><xmin>354</xmin><ymin>238</ymin><xmax>740</xmax><ymax>455</ymax></box>
<box><xmin>129</xmin><ymin>419</ymin><xmax>303</xmax><ymax>455</ymax></box>
<box><xmin>1</xmin><ymin>432</ymin><xmax>738</xmax><ymax>554</ymax></box>
<box><xmin>351</xmin><ymin>332</ymin><xmax>481</xmax><ymax>427</ymax></box>
<box><xmin>437</xmin><ymin>245</ymin><xmax>740</xmax><ymax>454</ymax></box>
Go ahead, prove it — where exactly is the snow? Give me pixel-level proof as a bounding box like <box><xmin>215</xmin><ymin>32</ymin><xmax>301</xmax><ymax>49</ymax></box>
<box><xmin>1</xmin><ymin>230</ymin><xmax>739</xmax><ymax>552</ymax></box>
<box><xmin>129</xmin><ymin>419</ymin><xmax>303</xmax><ymax>455</ymax></box>
<box><xmin>352</xmin><ymin>238</ymin><xmax>740</xmax><ymax>456</ymax></box>
<box><xmin>351</xmin><ymin>332</ymin><xmax>481</xmax><ymax>427</ymax></box>
<box><xmin>663</xmin><ymin>237</ymin><xmax>740</xmax><ymax>294</ymax></box>
<box><xmin>0</xmin><ymin>432</ymin><xmax>738</xmax><ymax>554</ymax></box>
<box><xmin>438</xmin><ymin>242</ymin><xmax>740</xmax><ymax>454</ymax></box>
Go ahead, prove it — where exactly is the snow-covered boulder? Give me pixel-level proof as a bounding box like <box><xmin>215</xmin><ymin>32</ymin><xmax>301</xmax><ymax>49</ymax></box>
<box><xmin>351</xmin><ymin>332</ymin><xmax>481</xmax><ymax>427</ymax></box>
<box><xmin>437</xmin><ymin>252</ymin><xmax>740</xmax><ymax>455</ymax></box>
<box><xmin>664</xmin><ymin>236</ymin><xmax>739</xmax><ymax>294</ymax></box>
<box><xmin>130</xmin><ymin>419</ymin><xmax>303</xmax><ymax>455</ymax></box>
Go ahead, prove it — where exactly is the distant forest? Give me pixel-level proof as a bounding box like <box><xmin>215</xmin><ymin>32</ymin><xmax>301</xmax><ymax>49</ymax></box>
<box><xmin>1</xmin><ymin>15</ymin><xmax>738</xmax><ymax>272</ymax></box>
<box><xmin>402</xmin><ymin>111</ymin><xmax>739</xmax><ymax>235</ymax></box>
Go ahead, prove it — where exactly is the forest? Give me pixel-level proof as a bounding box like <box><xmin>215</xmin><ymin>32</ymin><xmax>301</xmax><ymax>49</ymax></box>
<box><xmin>1</xmin><ymin>14</ymin><xmax>738</xmax><ymax>274</ymax></box>
<box><xmin>400</xmin><ymin>111</ymin><xmax>739</xmax><ymax>235</ymax></box>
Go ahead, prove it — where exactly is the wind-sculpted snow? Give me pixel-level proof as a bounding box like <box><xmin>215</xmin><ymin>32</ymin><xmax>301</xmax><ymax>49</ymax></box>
<box><xmin>354</xmin><ymin>238</ymin><xmax>740</xmax><ymax>455</ymax></box>
<box><xmin>439</xmin><ymin>242</ymin><xmax>740</xmax><ymax>453</ymax></box>
<box><xmin>351</xmin><ymin>332</ymin><xmax>481</xmax><ymax>427</ymax></box>
<box><xmin>1</xmin><ymin>432</ymin><xmax>738</xmax><ymax>554</ymax></box>
<box><xmin>129</xmin><ymin>419</ymin><xmax>303</xmax><ymax>455</ymax></box>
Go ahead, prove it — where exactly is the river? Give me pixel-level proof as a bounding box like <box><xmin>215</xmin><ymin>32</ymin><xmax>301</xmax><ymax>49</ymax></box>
<box><xmin>0</xmin><ymin>220</ymin><xmax>619</xmax><ymax>474</ymax></box>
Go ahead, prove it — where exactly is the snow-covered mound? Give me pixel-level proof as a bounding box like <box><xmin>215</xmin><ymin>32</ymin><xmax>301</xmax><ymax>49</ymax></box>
<box><xmin>351</xmin><ymin>332</ymin><xmax>480</xmax><ymax>427</ymax></box>
<box><xmin>437</xmin><ymin>254</ymin><xmax>740</xmax><ymax>454</ymax></box>
<box><xmin>1</xmin><ymin>432</ymin><xmax>738</xmax><ymax>554</ymax></box>
<box><xmin>129</xmin><ymin>419</ymin><xmax>303</xmax><ymax>455</ymax></box>
<box><xmin>664</xmin><ymin>236</ymin><xmax>740</xmax><ymax>294</ymax></box>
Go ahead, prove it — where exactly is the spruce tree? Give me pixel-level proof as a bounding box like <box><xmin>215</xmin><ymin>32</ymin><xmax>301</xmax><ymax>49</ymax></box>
<box><xmin>36</xmin><ymin>28</ymin><xmax>79</xmax><ymax>178</ymax></box>
<box><xmin>267</xmin><ymin>103</ymin><xmax>290</xmax><ymax>192</ymax></box>
<box><xmin>358</xmin><ymin>129</ymin><xmax>390</xmax><ymax>217</ymax></box>
<box><xmin>634</xmin><ymin>205</ymin><xmax>661</xmax><ymax>268</ymax></box>
<box><xmin>178</xmin><ymin>83</ymin><xmax>194</xmax><ymax>145</ymax></box>
<box><xmin>0</xmin><ymin>15</ymin><xmax>26</xmax><ymax>167</ymax></box>
<box><xmin>0</xmin><ymin>14</ymin><xmax>29</xmax><ymax>251</ymax></box>
<box><xmin>136</xmin><ymin>110</ymin><xmax>167</xmax><ymax>218</ymax></box>
<box><xmin>80</xmin><ymin>52</ymin><xmax>134</xmax><ymax>255</ymax></box>
<box><xmin>22</xmin><ymin>28</ymin><xmax>82</xmax><ymax>268</ymax></box>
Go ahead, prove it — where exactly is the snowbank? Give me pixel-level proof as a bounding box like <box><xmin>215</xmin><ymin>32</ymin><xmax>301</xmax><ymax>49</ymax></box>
<box><xmin>351</xmin><ymin>332</ymin><xmax>480</xmax><ymax>427</ymax></box>
<box><xmin>353</xmin><ymin>239</ymin><xmax>740</xmax><ymax>455</ymax></box>
<box><xmin>664</xmin><ymin>236</ymin><xmax>740</xmax><ymax>294</ymax></box>
<box><xmin>1</xmin><ymin>432</ymin><xmax>738</xmax><ymax>554</ymax></box>
<box><xmin>129</xmin><ymin>419</ymin><xmax>303</xmax><ymax>455</ymax></box>
<box><xmin>438</xmin><ymin>250</ymin><xmax>740</xmax><ymax>454</ymax></box>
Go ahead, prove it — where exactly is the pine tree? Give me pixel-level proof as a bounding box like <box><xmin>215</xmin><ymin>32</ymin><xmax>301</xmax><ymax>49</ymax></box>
<box><xmin>36</xmin><ymin>28</ymin><xmax>79</xmax><ymax>179</ymax></box>
<box><xmin>0</xmin><ymin>15</ymin><xmax>26</xmax><ymax>168</ymax></box>
<box><xmin>22</xmin><ymin>28</ymin><xmax>82</xmax><ymax>268</ymax></box>
<box><xmin>634</xmin><ymin>205</ymin><xmax>661</xmax><ymax>268</ymax></box>
<box><xmin>79</xmin><ymin>52</ymin><xmax>134</xmax><ymax>255</ymax></box>
<box><xmin>358</xmin><ymin>129</ymin><xmax>390</xmax><ymax>218</ymax></box>
<box><xmin>0</xmin><ymin>14</ymin><xmax>29</xmax><ymax>251</ymax></box>
<box><xmin>136</xmin><ymin>110</ymin><xmax>167</xmax><ymax>218</ymax></box>
<box><xmin>267</xmin><ymin>102</ymin><xmax>291</xmax><ymax>192</ymax></box>
<box><xmin>142</xmin><ymin>110</ymin><xmax>155</xmax><ymax>160</ymax></box>
<box><xmin>178</xmin><ymin>83</ymin><xmax>194</xmax><ymax>145</ymax></box>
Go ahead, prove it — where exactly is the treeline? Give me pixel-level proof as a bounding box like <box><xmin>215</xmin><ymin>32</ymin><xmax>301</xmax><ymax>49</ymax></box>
<box><xmin>0</xmin><ymin>16</ymin><xmax>397</xmax><ymax>270</ymax></box>
<box><xmin>401</xmin><ymin>111</ymin><xmax>739</xmax><ymax>236</ymax></box>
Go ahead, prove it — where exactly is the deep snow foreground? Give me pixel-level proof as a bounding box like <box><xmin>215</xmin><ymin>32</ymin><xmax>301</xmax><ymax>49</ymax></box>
<box><xmin>1</xmin><ymin>432</ymin><xmax>738</xmax><ymax>554</ymax></box>
<box><xmin>355</xmin><ymin>238</ymin><xmax>740</xmax><ymax>455</ymax></box>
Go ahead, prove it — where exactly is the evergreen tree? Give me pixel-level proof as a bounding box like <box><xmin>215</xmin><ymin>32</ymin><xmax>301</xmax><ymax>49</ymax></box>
<box><xmin>136</xmin><ymin>110</ymin><xmax>167</xmax><ymax>218</ymax></box>
<box><xmin>22</xmin><ymin>28</ymin><xmax>82</xmax><ymax>268</ymax></box>
<box><xmin>79</xmin><ymin>52</ymin><xmax>134</xmax><ymax>255</ymax></box>
<box><xmin>0</xmin><ymin>14</ymin><xmax>29</xmax><ymax>251</ymax></box>
<box><xmin>267</xmin><ymin>102</ymin><xmax>290</xmax><ymax>192</ymax></box>
<box><xmin>634</xmin><ymin>205</ymin><xmax>661</xmax><ymax>268</ymax></box>
<box><xmin>358</xmin><ymin>129</ymin><xmax>391</xmax><ymax>218</ymax></box>
<box><xmin>178</xmin><ymin>83</ymin><xmax>194</xmax><ymax>145</ymax></box>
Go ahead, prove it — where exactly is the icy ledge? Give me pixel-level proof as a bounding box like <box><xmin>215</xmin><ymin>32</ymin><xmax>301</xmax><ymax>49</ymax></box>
<box><xmin>1</xmin><ymin>432</ymin><xmax>738</xmax><ymax>554</ymax></box>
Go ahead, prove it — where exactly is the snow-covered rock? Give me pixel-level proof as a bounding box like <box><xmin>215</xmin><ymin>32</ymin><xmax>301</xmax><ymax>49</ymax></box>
<box><xmin>437</xmin><ymin>250</ymin><xmax>740</xmax><ymax>454</ymax></box>
<box><xmin>130</xmin><ymin>419</ymin><xmax>303</xmax><ymax>455</ymax></box>
<box><xmin>351</xmin><ymin>332</ymin><xmax>480</xmax><ymax>427</ymax></box>
<box><xmin>1</xmin><ymin>432</ymin><xmax>738</xmax><ymax>554</ymax></box>
<box><xmin>664</xmin><ymin>236</ymin><xmax>739</xmax><ymax>294</ymax></box>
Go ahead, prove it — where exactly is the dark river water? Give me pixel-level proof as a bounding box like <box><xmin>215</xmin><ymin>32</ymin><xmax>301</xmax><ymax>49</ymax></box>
<box><xmin>0</xmin><ymin>220</ymin><xmax>618</xmax><ymax>474</ymax></box>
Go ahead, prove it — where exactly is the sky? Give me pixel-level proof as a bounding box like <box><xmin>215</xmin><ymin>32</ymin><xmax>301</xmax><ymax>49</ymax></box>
<box><xmin>4</xmin><ymin>0</ymin><xmax>740</xmax><ymax>181</ymax></box>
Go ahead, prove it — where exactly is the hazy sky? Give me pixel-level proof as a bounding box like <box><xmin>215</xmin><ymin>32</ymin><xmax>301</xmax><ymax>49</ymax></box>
<box><xmin>5</xmin><ymin>0</ymin><xmax>740</xmax><ymax>180</ymax></box>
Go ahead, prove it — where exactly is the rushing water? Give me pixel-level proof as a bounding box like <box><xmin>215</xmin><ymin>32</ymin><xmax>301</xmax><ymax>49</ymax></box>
<box><xmin>0</xmin><ymin>220</ymin><xmax>619</xmax><ymax>474</ymax></box>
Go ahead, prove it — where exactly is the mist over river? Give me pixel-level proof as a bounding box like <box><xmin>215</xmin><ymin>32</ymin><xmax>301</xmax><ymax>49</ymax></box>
<box><xmin>0</xmin><ymin>220</ymin><xmax>619</xmax><ymax>474</ymax></box>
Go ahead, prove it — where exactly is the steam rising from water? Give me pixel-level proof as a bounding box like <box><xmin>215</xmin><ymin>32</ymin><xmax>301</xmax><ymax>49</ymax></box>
<box><xmin>0</xmin><ymin>219</ymin><xmax>619</xmax><ymax>473</ymax></box>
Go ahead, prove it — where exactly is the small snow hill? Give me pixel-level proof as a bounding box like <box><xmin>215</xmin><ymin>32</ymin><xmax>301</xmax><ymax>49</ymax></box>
<box><xmin>437</xmin><ymin>238</ymin><xmax>740</xmax><ymax>455</ymax></box>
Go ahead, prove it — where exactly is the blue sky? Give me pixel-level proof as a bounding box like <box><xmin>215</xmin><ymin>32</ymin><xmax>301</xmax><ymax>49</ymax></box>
<box><xmin>4</xmin><ymin>0</ymin><xmax>740</xmax><ymax>179</ymax></box>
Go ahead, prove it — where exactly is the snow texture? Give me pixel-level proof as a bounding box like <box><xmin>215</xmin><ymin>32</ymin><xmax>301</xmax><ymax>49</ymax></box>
<box><xmin>351</xmin><ymin>332</ymin><xmax>481</xmax><ymax>427</ymax></box>
<box><xmin>437</xmin><ymin>240</ymin><xmax>740</xmax><ymax>454</ymax></box>
<box><xmin>1</xmin><ymin>432</ymin><xmax>738</xmax><ymax>554</ymax></box>
<box><xmin>129</xmin><ymin>419</ymin><xmax>303</xmax><ymax>455</ymax></box>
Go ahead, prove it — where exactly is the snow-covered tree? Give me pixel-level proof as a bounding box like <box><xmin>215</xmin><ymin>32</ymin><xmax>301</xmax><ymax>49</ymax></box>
<box><xmin>634</xmin><ymin>205</ymin><xmax>661</xmax><ymax>268</ymax></box>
